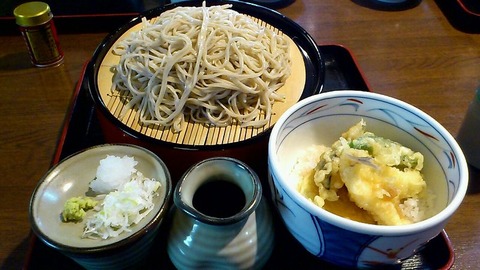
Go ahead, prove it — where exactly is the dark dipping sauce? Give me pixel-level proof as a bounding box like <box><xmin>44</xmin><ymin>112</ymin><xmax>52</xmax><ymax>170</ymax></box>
<box><xmin>192</xmin><ymin>179</ymin><xmax>246</xmax><ymax>218</ymax></box>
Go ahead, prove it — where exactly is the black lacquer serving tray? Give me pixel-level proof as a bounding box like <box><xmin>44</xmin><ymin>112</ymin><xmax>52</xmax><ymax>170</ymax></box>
<box><xmin>435</xmin><ymin>0</ymin><xmax>480</xmax><ymax>33</ymax></box>
<box><xmin>23</xmin><ymin>45</ymin><xmax>454</xmax><ymax>270</ymax></box>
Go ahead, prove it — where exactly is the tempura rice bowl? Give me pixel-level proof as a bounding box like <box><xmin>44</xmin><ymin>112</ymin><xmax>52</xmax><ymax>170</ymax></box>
<box><xmin>267</xmin><ymin>91</ymin><xmax>468</xmax><ymax>268</ymax></box>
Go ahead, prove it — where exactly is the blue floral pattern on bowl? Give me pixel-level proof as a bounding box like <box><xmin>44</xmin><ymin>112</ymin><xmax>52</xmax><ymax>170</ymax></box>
<box><xmin>268</xmin><ymin>91</ymin><xmax>468</xmax><ymax>268</ymax></box>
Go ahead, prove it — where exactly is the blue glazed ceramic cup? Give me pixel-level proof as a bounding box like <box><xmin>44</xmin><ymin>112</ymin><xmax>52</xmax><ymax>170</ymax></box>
<box><xmin>167</xmin><ymin>157</ymin><xmax>274</xmax><ymax>270</ymax></box>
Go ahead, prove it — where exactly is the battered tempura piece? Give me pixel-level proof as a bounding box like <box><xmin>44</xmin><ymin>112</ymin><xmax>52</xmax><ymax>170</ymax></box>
<box><xmin>295</xmin><ymin>120</ymin><xmax>429</xmax><ymax>225</ymax></box>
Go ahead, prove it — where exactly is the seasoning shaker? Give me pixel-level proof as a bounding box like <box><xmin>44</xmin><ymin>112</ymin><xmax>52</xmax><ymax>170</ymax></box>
<box><xmin>13</xmin><ymin>1</ymin><xmax>64</xmax><ymax>67</ymax></box>
<box><xmin>457</xmin><ymin>86</ymin><xmax>480</xmax><ymax>169</ymax></box>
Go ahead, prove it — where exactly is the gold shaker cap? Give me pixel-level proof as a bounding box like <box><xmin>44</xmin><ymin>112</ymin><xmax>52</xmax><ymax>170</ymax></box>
<box><xmin>14</xmin><ymin>2</ymin><xmax>53</xmax><ymax>27</ymax></box>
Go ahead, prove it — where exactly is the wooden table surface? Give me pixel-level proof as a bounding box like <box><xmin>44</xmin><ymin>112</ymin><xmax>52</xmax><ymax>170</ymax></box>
<box><xmin>1</xmin><ymin>0</ymin><xmax>479</xmax><ymax>268</ymax></box>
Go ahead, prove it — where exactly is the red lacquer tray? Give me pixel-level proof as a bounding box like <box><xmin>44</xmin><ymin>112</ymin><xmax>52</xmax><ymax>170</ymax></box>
<box><xmin>23</xmin><ymin>45</ymin><xmax>454</xmax><ymax>270</ymax></box>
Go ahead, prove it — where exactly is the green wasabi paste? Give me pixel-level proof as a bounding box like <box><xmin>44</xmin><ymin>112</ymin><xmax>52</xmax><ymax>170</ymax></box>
<box><xmin>62</xmin><ymin>196</ymin><xmax>98</xmax><ymax>222</ymax></box>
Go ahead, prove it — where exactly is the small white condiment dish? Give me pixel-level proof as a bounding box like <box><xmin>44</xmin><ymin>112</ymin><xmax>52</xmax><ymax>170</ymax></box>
<box><xmin>29</xmin><ymin>144</ymin><xmax>172</xmax><ymax>270</ymax></box>
<box><xmin>268</xmin><ymin>90</ymin><xmax>468</xmax><ymax>268</ymax></box>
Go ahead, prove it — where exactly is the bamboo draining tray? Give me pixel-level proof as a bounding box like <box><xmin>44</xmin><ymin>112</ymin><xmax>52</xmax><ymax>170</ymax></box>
<box><xmin>97</xmin><ymin>16</ymin><xmax>306</xmax><ymax>146</ymax></box>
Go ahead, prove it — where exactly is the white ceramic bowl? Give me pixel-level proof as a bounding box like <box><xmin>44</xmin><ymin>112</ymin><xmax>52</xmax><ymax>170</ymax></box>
<box><xmin>267</xmin><ymin>90</ymin><xmax>468</xmax><ymax>268</ymax></box>
<box><xmin>29</xmin><ymin>144</ymin><xmax>172</xmax><ymax>270</ymax></box>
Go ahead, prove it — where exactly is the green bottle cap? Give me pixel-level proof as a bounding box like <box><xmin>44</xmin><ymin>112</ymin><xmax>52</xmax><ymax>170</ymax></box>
<box><xmin>13</xmin><ymin>2</ymin><xmax>52</xmax><ymax>27</ymax></box>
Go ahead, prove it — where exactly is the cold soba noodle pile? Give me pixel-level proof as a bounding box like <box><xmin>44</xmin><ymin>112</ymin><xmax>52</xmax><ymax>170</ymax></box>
<box><xmin>112</xmin><ymin>3</ymin><xmax>292</xmax><ymax>132</ymax></box>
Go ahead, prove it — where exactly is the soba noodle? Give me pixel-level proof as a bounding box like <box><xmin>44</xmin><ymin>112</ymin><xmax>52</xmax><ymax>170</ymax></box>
<box><xmin>112</xmin><ymin>2</ymin><xmax>292</xmax><ymax>132</ymax></box>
